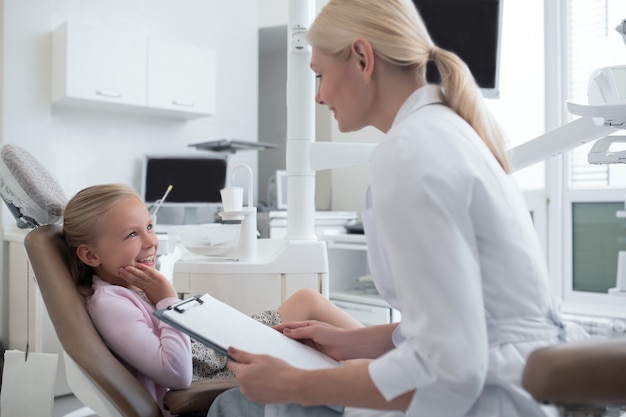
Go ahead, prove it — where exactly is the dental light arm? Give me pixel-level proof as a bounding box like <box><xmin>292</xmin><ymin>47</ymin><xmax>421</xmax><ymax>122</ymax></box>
<box><xmin>509</xmin><ymin>115</ymin><xmax>619</xmax><ymax>172</ymax></box>
<box><xmin>509</xmin><ymin>28</ymin><xmax>626</xmax><ymax>171</ymax></box>
<box><xmin>285</xmin><ymin>0</ymin><xmax>317</xmax><ymax>240</ymax></box>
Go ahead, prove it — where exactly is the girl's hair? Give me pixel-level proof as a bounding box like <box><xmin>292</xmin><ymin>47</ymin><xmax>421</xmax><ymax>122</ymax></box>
<box><xmin>62</xmin><ymin>183</ymin><xmax>140</xmax><ymax>300</ymax></box>
<box><xmin>307</xmin><ymin>0</ymin><xmax>511</xmax><ymax>173</ymax></box>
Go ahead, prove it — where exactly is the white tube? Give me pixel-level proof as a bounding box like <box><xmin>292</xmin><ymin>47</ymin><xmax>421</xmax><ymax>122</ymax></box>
<box><xmin>231</xmin><ymin>163</ymin><xmax>253</xmax><ymax>208</ymax></box>
<box><xmin>286</xmin><ymin>0</ymin><xmax>316</xmax><ymax>240</ymax></box>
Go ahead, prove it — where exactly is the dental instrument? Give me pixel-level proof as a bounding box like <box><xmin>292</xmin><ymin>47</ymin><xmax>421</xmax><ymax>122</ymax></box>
<box><xmin>149</xmin><ymin>184</ymin><xmax>172</xmax><ymax>217</ymax></box>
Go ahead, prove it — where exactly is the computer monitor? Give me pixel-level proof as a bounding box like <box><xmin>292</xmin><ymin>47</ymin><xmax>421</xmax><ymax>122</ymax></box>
<box><xmin>141</xmin><ymin>156</ymin><xmax>227</xmax><ymax>206</ymax></box>
<box><xmin>414</xmin><ymin>0</ymin><xmax>503</xmax><ymax>98</ymax></box>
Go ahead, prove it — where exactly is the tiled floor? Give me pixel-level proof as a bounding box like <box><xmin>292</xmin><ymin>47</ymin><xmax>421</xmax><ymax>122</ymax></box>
<box><xmin>53</xmin><ymin>394</ymin><xmax>98</xmax><ymax>417</ymax></box>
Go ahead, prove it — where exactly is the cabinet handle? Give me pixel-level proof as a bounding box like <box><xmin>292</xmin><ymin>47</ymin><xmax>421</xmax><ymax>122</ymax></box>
<box><xmin>334</xmin><ymin>302</ymin><xmax>381</xmax><ymax>313</ymax></box>
<box><xmin>172</xmin><ymin>100</ymin><xmax>195</xmax><ymax>107</ymax></box>
<box><xmin>329</xmin><ymin>241</ymin><xmax>368</xmax><ymax>250</ymax></box>
<box><xmin>95</xmin><ymin>90</ymin><xmax>122</xmax><ymax>98</ymax></box>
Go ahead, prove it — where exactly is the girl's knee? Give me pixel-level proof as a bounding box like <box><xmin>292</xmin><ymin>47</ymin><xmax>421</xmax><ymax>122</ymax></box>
<box><xmin>292</xmin><ymin>287</ymin><xmax>323</xmax><ymax>303</ymax></box>
<box><xmin>280</xmin><ymin>288</ymin><xmax>326</xmax><ymax>322</ymax></box>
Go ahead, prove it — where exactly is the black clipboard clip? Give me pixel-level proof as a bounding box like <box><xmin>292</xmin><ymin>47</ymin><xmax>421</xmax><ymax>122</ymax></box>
<box><xmin>168</xmin><ymin>295</ymin><xmax>204</xmax><ymax>313</ymax></box>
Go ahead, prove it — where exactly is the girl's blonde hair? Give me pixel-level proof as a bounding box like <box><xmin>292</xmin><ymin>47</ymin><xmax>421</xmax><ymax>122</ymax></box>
<box><xmin>62</xmin><ymin>183</ymin><xmax>140</xmax><ymax>299</ymax></box>
<box><xmin>307</xmin><ymin>0</ymin><xmax>511</xmax><ymax>173</ymax></box>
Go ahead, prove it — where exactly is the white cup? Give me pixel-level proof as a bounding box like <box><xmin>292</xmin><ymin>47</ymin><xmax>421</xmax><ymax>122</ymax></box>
<box><xmin>220</xmin><ymin>187</ymin><xmax>243</xmax><ymax>212</ymax></box>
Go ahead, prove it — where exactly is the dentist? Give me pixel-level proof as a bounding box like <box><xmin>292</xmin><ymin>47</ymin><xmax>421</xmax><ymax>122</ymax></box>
<box><xmin>207</xmin><ymin>0</ymin><xmax>585</xmax><ymax>416</ymax></box>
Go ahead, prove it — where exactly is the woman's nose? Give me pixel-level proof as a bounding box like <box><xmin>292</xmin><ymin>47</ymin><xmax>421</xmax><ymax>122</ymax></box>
<box><xmin>315</xmin><ymin>90</ymin><xmax>325</xmax><ymax>105</ymax></box>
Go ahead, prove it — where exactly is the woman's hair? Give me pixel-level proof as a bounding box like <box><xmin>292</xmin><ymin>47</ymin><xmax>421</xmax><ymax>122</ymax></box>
<box><xmin>307</xmin><ymin>0</ymin><xmax>511</xmax><ymax>173</ymax></box>
<box><xmin>62</xmin><ymin>183</ymin><xmax>140</xmax><ymax>300</ymax></box>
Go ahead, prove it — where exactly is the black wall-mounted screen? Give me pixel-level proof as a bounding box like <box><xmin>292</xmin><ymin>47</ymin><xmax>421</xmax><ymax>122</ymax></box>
<box><xmin>413</xmin><ymin>0</ymin><xmax>502</xmax><ymax>98</ymax></box>
<box><xmin>142</xmin><ymin>157</ymin><xmax>227</xmax><ymax>205</ymax></box>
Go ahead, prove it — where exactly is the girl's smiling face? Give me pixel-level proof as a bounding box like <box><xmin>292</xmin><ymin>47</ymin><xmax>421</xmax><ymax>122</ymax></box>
<box><xmin>77</xmin><ymin>195</ymin><xmax>158</xmax><ymax>286</ymax></box>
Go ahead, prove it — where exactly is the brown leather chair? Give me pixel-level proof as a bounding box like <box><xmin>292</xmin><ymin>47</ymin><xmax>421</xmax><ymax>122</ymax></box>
<box><xmin>522</xmin><ymin>338</ymin><xmax>626</xmax><ymax>416</ymax></box>
<box><xmin>24</xmin><ymin>224</ymin><xmax>237</xmax><ymax>417</ymax></box>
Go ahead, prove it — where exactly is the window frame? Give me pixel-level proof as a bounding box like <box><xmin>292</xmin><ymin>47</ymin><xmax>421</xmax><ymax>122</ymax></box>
<box><xmin>561</xmin><ymin>188</ymin><xmax>626</xmax><ymax>318</ymax></box>
<box><xmin>541</xmin><ymin>0</ymin><xmax>626</xmax><ymax>318</ymax></box>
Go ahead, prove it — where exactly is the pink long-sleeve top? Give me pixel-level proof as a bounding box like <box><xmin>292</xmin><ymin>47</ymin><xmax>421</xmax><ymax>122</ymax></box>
<box><xmin>88</xmin><ymin>275</ymin><xmax>192</xmax><ymax>417</ymax></box>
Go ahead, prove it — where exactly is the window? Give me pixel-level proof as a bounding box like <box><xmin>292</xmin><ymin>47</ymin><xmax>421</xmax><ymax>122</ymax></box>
<box><xmin>567</xmin><ymin>0</ymin><xmax>626</xmax><ymax>189</ymax></box>
<box><xmin>482</xmin><ymin>1</ymin><xmax>548</xmax><ymax>249</ymax></box>
<box><xmin>559</xmin><ymin>0</ymin><xmax>626</xmax><ymax>317</ymax></box>
<box><xmin>493</xmin><ymin>1</ymin><xmax>626</xmax><ymax>318</ymax></box>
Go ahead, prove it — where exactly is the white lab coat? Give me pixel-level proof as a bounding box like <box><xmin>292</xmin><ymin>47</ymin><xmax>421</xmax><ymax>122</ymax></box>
<box><xmin>265</xmin><ymin>86</ymin><xmax>579</xmax><ymax>417</ymax></box>
<box><xmin>350</xmin><ymin>85</ymin><xmax>576</xmax><ymax>417</ymax></box>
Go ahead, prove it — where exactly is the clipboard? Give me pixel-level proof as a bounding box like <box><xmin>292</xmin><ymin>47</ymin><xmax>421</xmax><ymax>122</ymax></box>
<box><xmin>153</xmin><ymin>293</ymin><xmax>342</xmax><ymax>371</ymax></box>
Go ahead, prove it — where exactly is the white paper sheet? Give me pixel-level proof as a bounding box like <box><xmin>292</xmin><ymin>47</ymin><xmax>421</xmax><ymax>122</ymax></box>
<box><xmin>154</xmin><ymin>293</ymin><xmax>341</xmax><ymax>371</ymax></box>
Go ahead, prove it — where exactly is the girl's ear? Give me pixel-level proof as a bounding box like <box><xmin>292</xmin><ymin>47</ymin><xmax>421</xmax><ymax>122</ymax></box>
<box><xmin>76</xmin><ymin>244</ymin><xmax>100</xmax><ymax>267</ymax></box>
<box><xmin>351</xmin><ymin>37</ymin><xmax>375</xmax><ymax>81</ymax></box>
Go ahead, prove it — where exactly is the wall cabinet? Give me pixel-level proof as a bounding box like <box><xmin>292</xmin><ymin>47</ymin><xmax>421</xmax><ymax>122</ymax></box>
<box><xmin>51</xmin><ymin>22</ymin><xmax>216</xmax><ymax>120</ymax></box>
<box><xmin>147</xmin><ymin>39</ymin><xmax>216</xmax><ymax>116</ymax></box>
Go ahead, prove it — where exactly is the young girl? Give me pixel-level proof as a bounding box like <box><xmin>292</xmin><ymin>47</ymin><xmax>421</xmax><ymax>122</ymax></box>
<box><xmin>62</xmin><ymin>183</ymin><xmax>362</xmax><ymax>417</ymax></box>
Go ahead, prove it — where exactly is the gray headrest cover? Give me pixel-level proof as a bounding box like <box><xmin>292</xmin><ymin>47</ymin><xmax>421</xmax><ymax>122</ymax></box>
<box><xmin>0</xmin><ymin>144</ymin><xmax>67</xmax><ymax>225</ymax></box>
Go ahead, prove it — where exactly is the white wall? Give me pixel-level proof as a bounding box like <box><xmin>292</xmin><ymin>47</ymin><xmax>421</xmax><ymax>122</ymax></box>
<box><xmin>259</xmin><ymin>0</ymin><xmax>327</xmax><ymax>28</ymax></box>
<box><xmin>1</xmin><ymin>0</ymin><xmax>259</xmax><ymax>227</ymax></box>
<box><xmin>0</xmin><ymin>0</ymin><xmax>259</xmax><ymax>345</ymax></box>
<box><xmin>259</xmin><ymin>0</ymin><xmax>288</xmax><ymax>28</ymax></box>
<box><xmin>258</xmin><ymin>26</ymin><xmax>287</xmax><ymax>207</ymax></box>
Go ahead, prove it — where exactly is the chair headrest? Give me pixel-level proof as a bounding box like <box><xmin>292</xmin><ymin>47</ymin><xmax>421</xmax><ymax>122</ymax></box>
<box><xmin>0</xmin><ymin>144</ymin><xmax>67</xmax><ymax>228</ymax></box>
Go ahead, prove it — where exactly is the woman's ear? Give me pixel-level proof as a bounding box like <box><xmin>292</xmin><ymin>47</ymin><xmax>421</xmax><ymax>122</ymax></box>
<box><xmin>351</xmin><ymin>37</ymin><xmax>375</xmax><ymax>81</ymax></box>
<box><xmin>76</xmin><ymin>244</ymin><xmax>100</xmax><ymax>267</ymax></box>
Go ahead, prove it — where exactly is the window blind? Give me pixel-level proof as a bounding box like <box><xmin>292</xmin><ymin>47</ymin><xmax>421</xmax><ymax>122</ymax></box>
<box><xmin>567</xmin><ymin>0</ymin><xmax>610</xmax><ymax>187</ymax></box>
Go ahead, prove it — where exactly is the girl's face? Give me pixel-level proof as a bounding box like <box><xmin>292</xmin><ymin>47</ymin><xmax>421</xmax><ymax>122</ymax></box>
<box><xmin>311</xmin><ymin>47</ymin><xmax>372</xmax><ymax>133</ymax></box>
<box><xmin>80</xmin><ymin>195</ymin><xmax>158</xmax><ymax>285</ymax></box>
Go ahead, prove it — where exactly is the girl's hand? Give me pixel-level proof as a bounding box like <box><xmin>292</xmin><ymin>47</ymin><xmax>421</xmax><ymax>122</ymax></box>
<box><xmin>226</xmin><ymin>347</ymin><xmax>303</xmax><ymax>405</ymax></box>
<box><xmin>118</xmin><ymin>263</ymin><xmax>177</xmax><ymax>304</ymax></box>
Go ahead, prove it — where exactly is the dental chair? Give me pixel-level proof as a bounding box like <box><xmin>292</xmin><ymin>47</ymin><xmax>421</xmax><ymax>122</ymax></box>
<box><xmin>1</xmin><ymin>144</ymin><xmax>237</xmax><ymax>417</ymax></box>
<box><xmin>522</xmin><ymin>338</ymin><xmax>626</xmax><ymax>417</ymax></box>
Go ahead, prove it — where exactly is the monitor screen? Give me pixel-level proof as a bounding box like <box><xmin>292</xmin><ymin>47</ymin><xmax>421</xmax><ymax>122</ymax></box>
<box><xmin>142</xmin><ymin>156</ymin><xmax>227</xmax><ymax>205</ymax></box>
<box><xmin>413</xmin><ymin>0</ymin><xmax>502</xmax><ymax>98</ymax></box>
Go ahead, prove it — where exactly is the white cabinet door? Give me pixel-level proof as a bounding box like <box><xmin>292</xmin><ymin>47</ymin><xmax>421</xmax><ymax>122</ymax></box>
<box><xmin>8</xmin><ymin>242</ymin><xmax>70</xmax><ymax>396</ymax></box>
<box><xmin>51</xmin><ymin>22</ymin><xmax>146</xmax><ymax>107</ymax></box>
<box><xmin>147</xmin><ymin>39</ymin><xmax>216</xmax><ymax>118</ymax></box>
<box><xmin>183</xmin><ymin>273</ymin><xmax>282</xmax><ymax>316</ymax></box>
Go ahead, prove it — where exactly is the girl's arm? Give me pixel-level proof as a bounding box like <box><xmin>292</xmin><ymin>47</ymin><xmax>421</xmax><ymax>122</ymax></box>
<box><xmin>89</xmin><ymin>289</ymin><xmax>192</xmax><ymax>389</ymax></box>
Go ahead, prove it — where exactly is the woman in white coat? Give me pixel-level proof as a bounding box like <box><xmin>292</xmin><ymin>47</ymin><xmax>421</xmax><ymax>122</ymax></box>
<box><xmin>207</xmin><ymin>0</ymin><xmax>585</xmax><ymax>416</ymax></box>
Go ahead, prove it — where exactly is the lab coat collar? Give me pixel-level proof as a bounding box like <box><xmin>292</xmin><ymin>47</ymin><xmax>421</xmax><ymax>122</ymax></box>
<box><xmin>391</xmin><ymin>84</ymin><xmax>444</xmax><ymax>130</ymax></box>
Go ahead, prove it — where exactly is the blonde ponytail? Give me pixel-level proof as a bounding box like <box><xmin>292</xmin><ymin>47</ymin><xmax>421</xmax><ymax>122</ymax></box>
<box><xmin>430</xmin><ymin>48</ymin><xmax>511</xmax><ymax>173</ymax></box>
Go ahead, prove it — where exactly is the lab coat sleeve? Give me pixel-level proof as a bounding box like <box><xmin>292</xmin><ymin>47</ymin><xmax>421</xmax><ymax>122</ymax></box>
<box><xmin>367</xmin><ymin>114</ymin><xmax>489</xmax><ymax>416</ymax></box>
<box><xmin>89</xmin><ymin>289</ymin><xmax>193</xmax><ymax>389</ymax></box>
